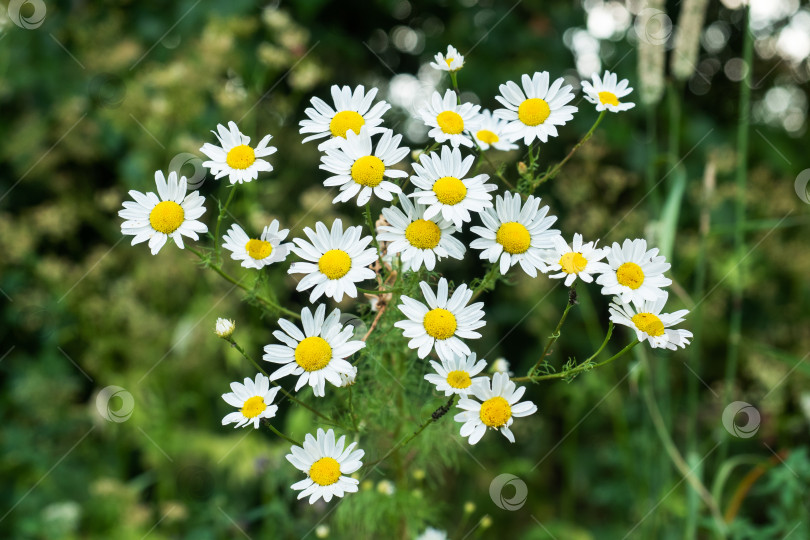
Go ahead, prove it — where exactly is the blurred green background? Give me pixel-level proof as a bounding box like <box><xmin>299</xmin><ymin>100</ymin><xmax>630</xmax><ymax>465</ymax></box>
<box><xmin>1</xmin><ymin>0</ymin><xmax>809</xmax><ymax>538</ymax></box>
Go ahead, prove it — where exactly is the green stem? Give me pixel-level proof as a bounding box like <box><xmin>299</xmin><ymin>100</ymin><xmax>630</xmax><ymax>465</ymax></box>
<box><xmin>721</xmin><ymin>5</ymin><xmax>753</xmax><ymax>466</ymax></box>
<box><xmin>470</xmin><ymin>263</ymin><xmax>500</xmax><ymax>302</ymax></box>
<box><xmin>367</xmin><ymin>395</ymin><xmax>456</xmax><ymax>468</ymax></box>
<box><xmin>264</xmin><ymin>421</ymin><xmax>301</xmax><ymax>446</ymax></box>
<box><xmin>187</xmin><ymin>246</ymin><xmax>299</xmax><ymax>319</ymax></box>
<box><xmin>529</xmin><ymin>110</ymin><xmax>606</xmax><ymax>191</ymax></box>
<box><xmin>348</xmin><ymin>385</ymin><xmax>358</xmax><ymax>432</ymax></box>
<box><xmin>512</xmin><ymin>338</ymin><xmax>638</xmax><ymax>383</ymax></box>
<box><xmin>226</xmin><ymin>337</ymin><xmax>339</xmax><ymax>426</ymax></box>
<box><xmin>527</xmin><ymin>285</ymin><xmax>577</xmax><ymax>376</ymax></box>
<box><xmin>214</xmin><ymin>185</ymin><xmax>237</xmax><ymax>261</ymax></box>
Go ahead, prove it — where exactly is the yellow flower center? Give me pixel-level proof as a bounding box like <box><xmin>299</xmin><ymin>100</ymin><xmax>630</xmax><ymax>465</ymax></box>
<box><xmin>245</xmin><ymin>239</ymin><xmax>273</xmax><ymax>260</ymax></box>
<box><xmin>294</xmin><ymin>336</ymin><xmax>333</xmax><ymax>372</ymax></box>
<box><xmin>559</xmin><ymin>252</ymin><xmax>588</xmax><ymax>274</ymax></box>
<box><xmin>598</xmin><ymin>91</ymin><xmax>619</xmax><ymax>106</ymax></box>
<box><xmin>445</xmin><ymin>57</ymin><xmax>454</xmax><ymax>67</ymax></box>
<box><xmin>476</xmin><ymin>129</ymin><xmax>500</xmax><ymax>145</ymax></box>
<box><xmin>350</xmin><ymin>155</ymin><xmax>385</xmax><ymax>187</ymax></box>
<box><xmin>318</xmin><ymin>249</ymin><xmax>352</xmax><ymax>280</ymax></box>
<box><xmin>405</xmin><ymin>219</ymin><xmax>441</xmax><ymax>250</ymax></box>
<box><xmin>517</xmin><ymin>98</ymin><xmax>551</xmax><ymax>126</ymax></box>
<box><xmin>149</xmin><ymin>201</ymin><xmax>185</xmax><ymax>234</ymax></box>
<box><xmin>496</xmin><ymin>222</ymin><xmax>531</xmax><ymax>254</ymax></box>
<box><xmin>436</xmin><ymin>110</ymin><xmax>464</xmax><ymax>135</ymax></box>
<box><xmin>423</xmin><ymin>308</ymin><xmax>457</xmax><ymax>340</ymax></box>
<box><xmin>480</xmin><ymin>396</ymin><xmax>512</xmax><ymax>428</ymax></box>
<box><xmin>631</xmin><ymin>312</ymin><xmax>666</xmax><ymax>337</ymax></box>
<box><xmin>309</xmin><ymin>457</ymin><xmax>342</xmax><ymax>486</ymax></box>
<box><xmin>616</xmin><ymin>262</ymin><xmax>645</xmax><ymax>290</ymax></box>
<box><xmin>446</xmin><ymin>370</ymin><xmax>472</xmax><ymax>389</ymax></box>
<box><xmin>240</xmin><ymin>396</ymin><xmax>266</xmax><ymax>419</ymax></box>
<box><xmin>329</xmin><ymin>110</ymin><xmax>365</xmax><ymax>138</ymax></box>
<box><xmin>432</xmin><ymin>176</ymin><xmax>467</xmax><ymax>205</ymax></box>
<box><xmin>226</xmin><ymin>145</ymin><xmax>256</xmax><ymax>170</ymax></box>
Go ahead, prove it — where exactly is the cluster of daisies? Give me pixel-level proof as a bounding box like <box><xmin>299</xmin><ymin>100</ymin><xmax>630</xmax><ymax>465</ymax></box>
<box><xmin>118</xmin><ymin>44</ymin><xmax>690</xmax><ymax>506</ymax></box>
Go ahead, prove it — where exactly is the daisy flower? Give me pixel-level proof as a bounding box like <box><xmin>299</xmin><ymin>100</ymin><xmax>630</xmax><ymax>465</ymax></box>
<box><xmin>409</xmin><ymin>145</ymin><xmax>497</xmax><ymax>228</ymax></box>
<box><xmin>320</xmin><ymin>127</ymin><xmax>408</xmax><ymax>206</ymax></box>
<box><xmin>609</xmin><ymin>294</ymin><xmax>693</xmax><ymax>350</ymax></box>
<box><xmin>596</xmin><ymin>239</ymin><xmax>672</xmax><ymax>304</ymax></box>
<box><xmin>394</xmin><ymin>277</ymin><xmax>486</xmax><ymax>361</ymax></box>
<box><xmin>199</xmin><ymin>121</ymin><xmax>277</xmax><ymax>184</ymax></box>
<box><xmin>299</xmin><ymin>85</ymin><xmax>390</xmax><ymax>150</ymax></box>
<box><xmin>429</xmin><ymin>44</ymin><xmax>464</xmax><ymax>72</ymax></box>
<box><xmin>286</xmin><ymin>428</ymin><xmax>364</xmax><ymax>504</ymax></box>
<box><xmin>581</xmin><ymin>71</ymin><xmax>635</xmax><ymax>113</ymax></box>
<box><xmin>220</xmin><ymin>373</ymin><xmax>281</xmax><ymax>429</ymax></box>
<box><xmin>377</xmin><ymin>195</ymin><xmax>465</xmax><ymax>272</ymax></box>
<box><xmin>468</xmin><ymin>109</ymin><xmax>519</xmax><ymax>151</ymax></box>
<box><xmin>119</xmin><ymin>170</ymin><xmax>208</xmax><ymax>255</ymax></box>
<box><xmin>470</xmin><ymin>191</ymin><xmax>560</xmax><ymax>277</ymax></box>
<box><xmin>494</xmin><ymin>71</ymin><xmax>578</xmax><ymax>145</ymax></box>
<box><xmin>454</xmin><ymin>372</ymin><xmax>537</xmax><ymax>444</ymax></box>
<box><xmin>424</xmin><ymin>353</ymin><xmax>488</xmax><ymax>397</ymax></box>
<box><xmin>288</xmin><ymin>219</ymin><xmax>377</xmax><ymax>303</ymax></box>
<box><xmin>221</xmin><ymin>220</ymin><xmax>292</xmax><ymax>270</ymax></box>
<box><xmin>263</xmin><ymin>304</ymin><xmax>364</xmax><ymax>397</ymax></box>
<box><xmin>417</xmin><ymin>89</ymin><xmax>481</xmax><ymax>148</ymax></box>
<box><xmin>541</xmin><ymin>233</ymin><xmax>609</xmax><ymax>286</ymax></box>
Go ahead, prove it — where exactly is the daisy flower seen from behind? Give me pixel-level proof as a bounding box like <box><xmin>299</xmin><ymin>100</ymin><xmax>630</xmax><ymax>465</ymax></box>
<box><xmin>596</xmin><ymin>238</ymin><xmax>672</xmax><ymax>304</ymax></box>
<box><xmin>425</xmin><ymin>353</ymin><xmax>488</xmax><ymax>397</ymax></box>
<box><xmin>288</xmin><ymin>219</ymin><xmax>377</xmax><ymax>302</ymax></box>
<box><xmin>494</xmin><ymin>71</ymin><xmax>578</xmax><ymax>145</ymax></box>
<box><xmin>199</xmin><ymin>121</ymin><xmax>277</xmax><ymax>184</ymax></box>
<box><xmin>263</xmin><ymin>304</ymin><xmax>364</xmax><ymax>397</ymax></box>
<box><xmin>417</xmin><ymin>89</ymin><xmax>480</xmax><ymax>148</ymax></box>
<box><xmin>430</xmin><ymin>44</ymin><xmax>464</xmax><ymax>72</ymax></box>
<box><xmin>468</xmin><ymin>109</ymin><xmax>518</xmax><ymax>151</ymax></box>
<box><xmin>470</xmin><ymin>191</ymin><xmax>560</xmax><ymax>277</ymax></box>
<box><xmin>609</xmin><ymin>294</ymin><xmax>693</xmax><ymax>350</ymax></box>
<box><xmin>409</xmin><ymin>145</ymin><xmax>497</xmax><ymax>228</ymax></box>
<box><xmin>541</xmin><ymin>233</ymin><xmax>609</xmax><ymax>286</ymax></box>
<box><xmin>581</xmin><ymin>71</ymin><xmax>635</xmax><ymax>113</ymax></box>
<box><xmin>377</xmin><ymin>195</ymin><xmax>465</xmax><ymax>272</ymax></box>
<box><xmin>320</xmin><ymin>127</ymin><xmax>407</xmax><ymax>206</ymax></box>
<box><xmin>221</xmin><ymin>373</ymin><xmax>281</xmax><ymax>429</ymax></box>
<box><xmin>286</xmin><ymin>428</ymin><xmax>364</xmax><ymax>504</ymax></box>
<box><xmin>119</xmin><ymin>170</ymin><xmax>208</xmax><ymax>255</ymax></box>
<box><xmin>454</xmin><ymin>372</ymin><xmax>537</xmax><ymax>444</ymax></box>
<box><xmin>221</xmin><ymin>220</ymin><xmax>292</xmax><ymax>269</ymax></box>
<box><xmin>394</xmin><ymin>277</ymin><xmax>486</xmax><ymax>361</ymax></box>
<box><xmin>300</xmin><ymin>85</ymin><xmax>390</xmax><ymax>150</ymax></box>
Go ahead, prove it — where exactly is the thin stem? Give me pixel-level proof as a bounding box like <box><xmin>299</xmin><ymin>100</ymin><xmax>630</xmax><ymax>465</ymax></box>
<box><xmin>367</xmin><ymin>395</ymin><xmax>456</xmax><ymax>468</ymax></box>
<box><xmin>528</xmin><ymin>110</ymin><xmax>606</xmax><ymax>191</ymax></box>
<box><xmin>226</xmin><ymin>337</ymin><xmax>338</xmax><ymax>426</ymax></box>
<box><xmin>214</xmin><ymin>185</ymin><xmax>237</xmax><ymax>261</ymax></box>
<box><xmin>527</xmin><ymin>285</ymin><xmax>577</xmax><ymax>376</ymax></box>
<box><xmin>512</xmin><ymin>339</ymin><xmax>639</xmax><ymax>383</ymax></box>
<box><xmin>187</xmin><ymin>246</ymin><xmax>299</xmax><ymax>318</ymax></box>
<box><xmin>640</xmin><ymin>355</ymin><xmax>727</xmax><ymax>536</ymax></box>
<box><xmin>470</xmin><ymin>263</ymin><xmax>500</xmax><ymax>302</ymax></box>
<box><xmin>264</xmin><ymin>421</ymin><xmax>301</xmax><ymax>446</ymax></box>
<box><xmin>362</xmin><ymin>303</ymin><xmax>388</xmax><ymax>342</ymax></box>
<box><xmin>721</xmin><ymin>5</ymin><xmax>753</xmax><ymax>466</ymax></box>
<box><xmin>348</xmin><ymin>385</ymin><xmax>359</xmax><ymax>432</ymax></box>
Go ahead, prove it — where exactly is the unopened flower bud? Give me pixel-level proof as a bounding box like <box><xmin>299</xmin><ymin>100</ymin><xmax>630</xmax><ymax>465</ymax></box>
<box><xmin>215</xmin><ymin>318</ymin><xmax>235</xmax><ymax>339</ymax></box>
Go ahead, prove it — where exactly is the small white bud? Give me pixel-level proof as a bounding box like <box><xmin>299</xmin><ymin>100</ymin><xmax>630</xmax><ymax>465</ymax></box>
<box><xmin>215</xmin><ymin>318</ymin><xmax>235</xmax><ymax>339</ymax></box>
